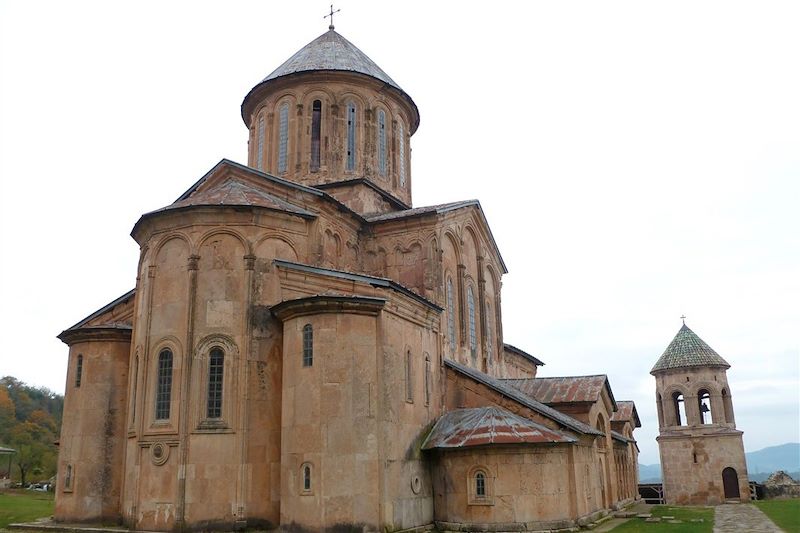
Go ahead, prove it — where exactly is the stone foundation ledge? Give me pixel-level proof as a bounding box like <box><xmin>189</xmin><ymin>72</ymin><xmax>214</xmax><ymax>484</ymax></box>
<box><xmin>435</xmin><ymin>519</ymin><xmax>578</xmax><ymax>532</ymax></box>
<box><xmin>8</xmin><ymin>519</ymin><xmax>157</xmax><ymax>533</ymax></box>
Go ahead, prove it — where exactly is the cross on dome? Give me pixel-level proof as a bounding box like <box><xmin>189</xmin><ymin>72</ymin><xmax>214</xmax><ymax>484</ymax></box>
<box><xmin>324</xmin><ymin>4</ymin><xmax>341</xmax><ymax>30</ymax></box>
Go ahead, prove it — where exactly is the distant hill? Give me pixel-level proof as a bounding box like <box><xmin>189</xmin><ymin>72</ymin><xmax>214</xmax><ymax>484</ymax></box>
<box><xmin>639</xmin><ymin>442</ymin><xmax>800</xmax><ymax>483</ymax></box>
<box><xmin>746</xmin><ymin>443</ymin><xmax>800</xmax><ymax>474</ymax></box>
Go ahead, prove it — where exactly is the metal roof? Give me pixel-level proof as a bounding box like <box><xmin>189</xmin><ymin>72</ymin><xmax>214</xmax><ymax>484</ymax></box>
<box><xmin>651</xmin><ymin>323</ymin><xmax>730</xmax><ymax>373</ymax></box>
<box><xmin>611</xmin><ymin>400</ymin><xmax>642</xmax><ymax>428</ymax></box>
<box><xmin>503</xmin><ymin>375</ymin><xmax>615</xmax><ymax>408</ymax></box>
<box><xmin>261</xmin><ymin>29</ymin><xmax>403</xmax><ymax>92</ymax></box>
<box><xmin>503</xmin><ymin>343</ymin><xmax>545</xmax><ymax>366</ymax></box>
<box><xmin>444</xmin><ymin>359</ymin><xmax>602</xmax><ymax>436</ymax></box>
<box><xmin>422</xmin><ymin>407</ymin><xmax>576</xmax><ymax>450</ymax></box>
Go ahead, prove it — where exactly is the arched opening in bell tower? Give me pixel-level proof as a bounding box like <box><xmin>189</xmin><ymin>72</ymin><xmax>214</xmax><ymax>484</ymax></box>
<box><xmin>698</xmin><ymin>389</ymin><xmax>713</xmax><ymax>424</ymax></box>
<box><xmin>672</xmin><ymin>391</ymin><xmax>686</xmax><ymax>426</ymax></box>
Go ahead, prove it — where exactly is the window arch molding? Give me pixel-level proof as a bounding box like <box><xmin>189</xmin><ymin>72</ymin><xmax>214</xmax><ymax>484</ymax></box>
<box><xmin>193</xmin><ymin>334</ymin><xmax>239</xmax><ymax>430</ymax></box>
<box><xmin>300</xmin><ymin>461</ymin><xmax>314</xmax><ymax>494</ymax></box>
<box><xmin>467</xmin><ymin>465</ymin><xmax>494</xmax><ymax>505</ymax></box>
<box><xmin>371</xmin><ymin>103</ymin><xmax>391</xmax><ymax>178</ymax></box>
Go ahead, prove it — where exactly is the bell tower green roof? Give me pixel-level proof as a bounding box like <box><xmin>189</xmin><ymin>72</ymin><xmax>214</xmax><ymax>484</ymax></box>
<box><xmin>651</xmin><ymin>323</ymin><xmax>730</xmax><ymax>374</ymax></box>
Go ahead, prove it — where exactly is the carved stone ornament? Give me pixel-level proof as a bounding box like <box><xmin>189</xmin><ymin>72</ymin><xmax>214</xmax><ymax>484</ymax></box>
<box><xmin>150</xmin><ymin>442</ymin><xmax>170</xmax><ymax>466</ymax></box>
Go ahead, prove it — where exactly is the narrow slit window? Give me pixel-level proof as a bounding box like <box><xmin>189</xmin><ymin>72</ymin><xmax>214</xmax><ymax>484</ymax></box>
<box><xmin>256</xmin><ymin>113</ymin><xmax>265</xmax><ymax>171</ymax></box>
<box><xmin>302</xmin><ymin>324</ymin><xmax>313</xmax><ymax>367</ymax></box>
<box><xmin>302</xmin><ymin>463</ymin><xmax>312</xmax><ymax>492</ymax></box>
<box><xmin>447</xmin><ymin>278</ymin><xmax>456</xmax><ymax>349</ymax></box>
<box><xmin>278</xmin><ymin>102</ymin><xmax>289</xmax><ymax>174</ymax></box>
<box><xmin>399</xmin><ymin>122</ymin><xmax>406</xmax><ymax>186</ymax></box>
<box><xmin>131</xmin><ymin>355</ymin><xmax>139</xmax><ymax>424</ymax></box>
<box><xmin>467</xmin><ymin>286</ymin><xmax>477</xmax><ymax>358</ymax></box>
<box><xmin>310</xmin><ymin>100</ymin><xmax>321</xmax><ymax>171</ymax></box>
<box><xmin>64</xmin><ymin>464</ymin><xmax>72</xmax><ymax>490</ymax></box>
<box><xmin>155</xmin><ymin>349</ymin><xmax>173</xmax><ymax>420</ymax></box>
<box><xmin>378</xmin><ymin>109</ymin><xmax>386</xmax><ymax>176</ymax></box>
<box><xmin>424</xmin><ymin>353</ymin><xmax>431</xmax><ymax>406</ymax></box>
<box><xmin>207</xmin><ymin>348</ymin><xmax>224</xmax><ymax>419</ymax></box>
<box><xmin>75</xmin><ymin>354</ymin><xmax>83</xmax><ymax>388</ymax></box>
<box><xmin>405</xmin><ymin>350</ymin><xmax>413</xmax><ymax>402</ymax></box>
<box><xmin>346</xmin><ymin>102</ymin><xmax>356</xmax><ymax>171</ymax></box>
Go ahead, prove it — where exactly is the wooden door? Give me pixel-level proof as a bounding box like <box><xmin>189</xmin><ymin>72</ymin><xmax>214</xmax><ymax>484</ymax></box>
<box><xmin>722</xmin><ymin>467</ymin><xmax>740</xmax><ymax>499</ymax></box>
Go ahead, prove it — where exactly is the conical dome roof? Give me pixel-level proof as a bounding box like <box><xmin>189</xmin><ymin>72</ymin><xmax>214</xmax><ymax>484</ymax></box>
<box><xmin>261</xmin><ymin>29</ymin><xmax>402</xmax><ymax>91</ymax></box>
<box><xmin>651</xmin><ymin>324</ymin><xmax>730</xmax><ymax>374</ymax></box>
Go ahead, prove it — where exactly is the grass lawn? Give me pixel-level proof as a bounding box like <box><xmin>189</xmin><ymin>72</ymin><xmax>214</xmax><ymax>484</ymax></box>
<box><xmin>0</xmin><ymin>489</ymin><xmax>54</xmax><ymax>528</ymax></box>
<box><xmin>754</xmin><ymin>498</ymin><xmax>800</xmax><ymax>533</ymax></box>
<box><xmin>610</xmin><ymin>505</ymin><xmax>713</xmax><ymax>532</ymax></box>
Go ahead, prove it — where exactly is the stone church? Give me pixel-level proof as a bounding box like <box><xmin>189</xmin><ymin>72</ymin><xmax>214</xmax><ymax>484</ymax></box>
<box><xmin>55</xmin><ymin>26</ymin><xmax>641</xmax><ymax>532</ymax></box>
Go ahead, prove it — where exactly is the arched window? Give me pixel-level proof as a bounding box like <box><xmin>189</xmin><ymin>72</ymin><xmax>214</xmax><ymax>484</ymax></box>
<box><xmin>131</xmin><ymin>355</ymin><xmax>139</xmax><ymax>425</ymax></box>
<box><xmin>398</xmin><ymin>122</ymin><xmax>406</xmax><ymax>187</ymax></box>
<box><xmin>278</xmin><ymin>102</ymin><xmax>289</xmax><ymax>174</ymax></box>
<box><xmin>485</xmin><ymin>301</ymin><xmax>493</xmax><ymax>362</ymax></box>
<box><xmin>672</xmin><ymin>391</ymin><xmax>686</xmax><ymax>426</ymax></box>
<box><xmin>302</xmin><ymin>463</ymin><xmax>312</xmax><ymax>492</ymax></box>
<box><xmin>446</xmin><ymin>277</ymin><xmax>456</xmax><ymax>349</ymax></box>
<box><xmin>475</xmin><ymin>471</ymin><xmax>486</xmax><ymax>497</ymax></box>
<box><xmin>310</xmin><ymin>99</ymin><xmax>322</xmax><ymax>171</ymax></box>
<box><xmin>346</xmin><ymin>102</ymin><xmax>356</xmax><ymax>171</ymax></box>
<box><xmin>424</xmin><ymin>353</ymin><xmax>431</xmax><ymax>406</ymax></box>
<box><xmin>75</xmin><ymin>354</ymin><xmax>83</xmax><ymax>388</ymax></box>
<box><xmin>155</xmin><ymin>349</ymin><xmax>173</xmax><ymax>420</ymax></box>
<box><xmin>302</xmin><ymin>324</ymin><xmax>313</xmax><ymax>367</ymax></box>
<box><xmin>377</xmin><ymin>109</ymin><xmax>387</xmax><ymax>176</ymax></box>
<box><xmin>405</xmin><ymin>350</ymin><xmax>413</xmax><ymax>402</ymax></box>
<box><xmin>206</xmin><ymin>348</ymin><xmax>224</xmax><ymax>419</ymax></box>
<box><xmin>467</xmin><ymin>286</ymin><xmax>477</xmax><ymax>358</ymax></box>
<box><xmin>256</xmin><ymin>112</ymin><xmax>265</xmax><ymax>171</ymax></box>
<box><xmin>698</xmin><ymin>389</ymin><xmax>713</xmax><ymax>424</ymax></box>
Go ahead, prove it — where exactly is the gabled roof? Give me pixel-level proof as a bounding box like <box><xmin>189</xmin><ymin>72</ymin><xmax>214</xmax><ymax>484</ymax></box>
<box><xmin>611</xmin><ymin>400</ymin><xmax>641</xmax><ymax>428</ymax></box>
<box><xmin>503</xmin><ymin>375</ymin><xmax>616</xmax><ymax>409</ymax></box>
<box><xmin>610</xmin><ymin>430</ymin><xmax>635</xmax><ymax>444</ymax></box>
<box><xmin>422</xmin><ymin>407</ymin><xmax>576</xmax><ymax>450</ymax></box>
<box><xmin>503</xmin><ymin>343</ymin><xmax>545</xmax><ymax>366</ymax></box>
<box><xmin>651</xmin><ymin>323</ymin><xmax>730</xmax><ymax>374</ymax></box>
<box><xmin>146</xmin><ymin>177</ymin><xmax>316</xmax><ymax>219</ymax></box>
<box><xmin>60</xmin><ymin>289</ymin><xmax>135</xmax><ymax>333</ymax></box>
<box><xmin>365</xmin><ymin>199</ymin><xmax>508</xmax><ymax>274</ymax></box>
<box><xmin>273</xmin><ymin>259</ymin><xmax>441</xmax><ymax>312</ymax></box>
<box><xmin>444</xmin><ymin>359</ymin><xmax>602</xmax><ymax>436</ymax></box>
<box><xmin>262</xmin><ymin>29</ymin><xmax>403</xmax><ymax>93</ymax></box>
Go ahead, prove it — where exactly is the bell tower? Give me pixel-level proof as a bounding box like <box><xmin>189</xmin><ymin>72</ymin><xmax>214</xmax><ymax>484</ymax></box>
<box><xmin>651</xmin><ymin>322</ymin><xmax>750</xmax><ymax>504</ymax></box>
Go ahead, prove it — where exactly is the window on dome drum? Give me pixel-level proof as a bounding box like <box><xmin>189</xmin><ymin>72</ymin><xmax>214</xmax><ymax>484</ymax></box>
<box><xmin>672</xmin><ymin>391</ymin><xmax>686</xmax><ymax>426</ymax></box>
<box><xmin>278</xmin><ymin>102</ymin><xmax>289</xmax><ymax>174</ymax></box>
<box><xmin>155</xmin><ymin>349</ymin><xmax>173</xmax><ymax>420</ymax></box>
<box><xmin>256</xmin><ymin>113</ymin><xmax>265</xmax><ymax>171</ymax></box>
<box><xmin>467</xmin><ymin>286</ymin><xmax>477</xmax><ymax>358</ymax></box>
<box><xmin>698</xmin><ymin>389</ymin><xmax>713</xmax><ymax>424</ymax></box>
<box><xmin>399</xmin><ymin>122</ymin><xmax>406</xmax><ymax>187</ymax></box>
<box><xmin>302</xmin><ymin>463</ymin><xmax>312</xmax><ymax>492</ymax></box>
<box><xmin>378</xmin><ymin>109</ymin><xmax>387</xmax><ymax>176</ymax></box>
<box><xmin>75</xmin><ymin>354</ymin><xmax>83</xmax><ymax>388</ymax></box>
<box><xmin>302</xmin><ymin>324</ymin><xmax>313</xmax><ymax>367</ymax></box>
<box><xmin>206</xmin><ymin>348</ymin><xmax>224</xmax><ymax>419</ymax></box>
<box><xmin>485</xmin><ymin>301</ymin><xmax>493</xmax><ymax>362</ymax></box>
<box><xmin>310</xmin><ymin>100</ymin><xmax>321</xmax><ymax>171</ymax></box>
<box><xmin>64</xmin><ymin>464</ymin><xmax>73</xmax><ymax>492</ymax></box>
<box><xmin>405</xmin><ymin>350</ymin><xmax>413</xmax><ymax>402</ymax></box>
<box><xmin>446</xmin><ymin>277</ymin><xmax>456</xmax><ymax>349</ymax></box>
<box><xmin>346</xmin><ymin>102</ymin><xmax>356</xmax><ymax>171</ymax></box>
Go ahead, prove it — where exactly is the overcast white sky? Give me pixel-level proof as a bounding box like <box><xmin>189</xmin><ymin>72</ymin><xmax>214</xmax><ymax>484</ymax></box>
<box><xmin>1</xmin><ymin>1</ymin><xmax>798</xmax><ymax>465</ymax></box>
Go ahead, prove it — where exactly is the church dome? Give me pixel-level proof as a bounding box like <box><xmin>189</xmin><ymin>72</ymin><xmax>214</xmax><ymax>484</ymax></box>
<box><xmin>651</xmin><ymin>323</ymin><xmax>730</xmax><ymax>374</ymax></box>
<box><xmin>242</xmin><ymin>29</ymin><xmax>418</xmax><ymax>133</ymax></box>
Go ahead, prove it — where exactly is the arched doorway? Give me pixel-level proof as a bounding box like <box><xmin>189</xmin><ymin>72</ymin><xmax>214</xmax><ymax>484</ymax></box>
<box><xmin>722</xmin><ymin>467</ymin><xmax>740</xmax><ymax>499</ymax></box>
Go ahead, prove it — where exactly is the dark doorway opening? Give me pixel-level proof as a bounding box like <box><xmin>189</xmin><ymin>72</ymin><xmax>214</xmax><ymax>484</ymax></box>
<box><xmin>722</xmin><ymin>467</ymin><xmax>740</xmax><ymax>499</ymax></box>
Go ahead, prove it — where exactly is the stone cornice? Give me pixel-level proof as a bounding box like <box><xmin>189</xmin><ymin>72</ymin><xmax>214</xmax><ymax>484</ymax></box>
<box><xmin>58</xmin><ymin>326</ymin><xmax>133</xmax><ymax>346</ymax></box>
<box><xmin>270</xmin><ymin>295</ymin><xmax>386</xmax><ymax>322</ymax></box>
